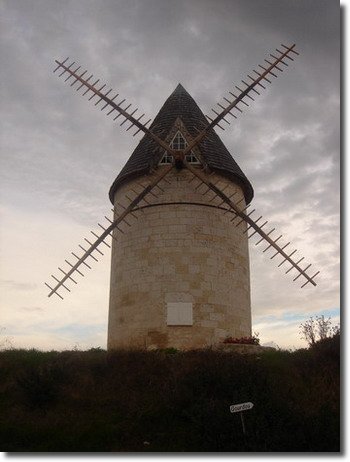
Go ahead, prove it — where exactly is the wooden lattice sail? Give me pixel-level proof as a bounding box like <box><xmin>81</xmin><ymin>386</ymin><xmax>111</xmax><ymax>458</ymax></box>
<box><xmin>46</xmin><ymin>43</ymin><xmax>318</xmax><ymax>303</ymax></box>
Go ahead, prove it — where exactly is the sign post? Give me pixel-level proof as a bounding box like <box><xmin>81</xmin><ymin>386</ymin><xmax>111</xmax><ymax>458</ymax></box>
<box><xmin>240</xmin><ymin>412</ymin><xmax>246</xmax><ymax>435</ymax></box>
<box><xmin>230</xmin><ymin>402</ymin><xmax>254</xmax><ymax>436</ymax></box>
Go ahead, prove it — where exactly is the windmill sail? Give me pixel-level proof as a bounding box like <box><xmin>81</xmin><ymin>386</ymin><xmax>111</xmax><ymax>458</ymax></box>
<box><xmin>45</xmin><ymin>165</ymin><xmax>173</xmax><ymax>298</ymax></box>
<box><xmin>46</xmin><ymin>42</ymin><xmax>318</xmax><ymax>300</ymax></box>
<box><xmin>53</xmin><ymin>58</ymin><xmax>173</xmax><ymax>152</ymax></box>
<box><xmin>185</xmin><ymin>162</ymin><xmax>318</xmax><ymax>288</ymax></box>
<box><xmin>183</xmin><ymin>44</ymin><xmax>299</xmax><ymax>153</ymax></box>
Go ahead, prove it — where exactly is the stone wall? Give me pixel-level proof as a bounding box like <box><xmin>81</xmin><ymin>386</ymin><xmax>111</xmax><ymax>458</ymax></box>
<box><xmin>108</xmin><ymin>166</ymin><xmax>251</xmax><ymax>350</ymax></box>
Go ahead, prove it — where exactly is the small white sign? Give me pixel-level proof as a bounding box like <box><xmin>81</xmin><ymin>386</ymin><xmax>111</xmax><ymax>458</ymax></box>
<box><xmin>230</xmin><ymin>402</ymin><xmax>254</xmax><ymax>413</ymax></box>
<box><xmin>166</xmin><ymin>302</ymin><xmax>193</xmax><ymax>326</ymax></box>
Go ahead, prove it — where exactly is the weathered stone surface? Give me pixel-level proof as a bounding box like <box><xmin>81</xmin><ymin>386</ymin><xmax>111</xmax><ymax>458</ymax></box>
<box><xmin>108</xmin><ymin>168</ymin><xmax>251</xmax><ymax>350</ymax></box>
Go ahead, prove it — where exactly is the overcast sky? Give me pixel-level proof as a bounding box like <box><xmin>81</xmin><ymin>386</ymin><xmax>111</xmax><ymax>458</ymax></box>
<box><xmin>0</xmin><ymin>0</ymin><xmax>340</xmax><ymax>350</ymax></box>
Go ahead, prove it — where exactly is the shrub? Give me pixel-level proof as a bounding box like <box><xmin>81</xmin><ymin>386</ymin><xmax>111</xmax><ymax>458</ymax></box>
<box><xmin>223</xmin><ymin>335</ymin><xmax>260</xmax><ymax>345</ymax></box>
<box><xmin>0</xmin><ymin>345</ymin><xmax>339</xmax><ymax>451</ymax></box>
<box><xmin>299</xmin><ymin>315</ymin><xmax>340</xmax><ymax>347</ymax></box>
<box><xmin>16</xmin><ymin>361</ymin><xmax>66</xmax><ymax>409</ymax></box>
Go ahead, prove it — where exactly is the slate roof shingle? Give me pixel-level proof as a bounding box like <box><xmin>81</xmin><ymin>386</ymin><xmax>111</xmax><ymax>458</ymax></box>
<box><xmin>109</xmin><ymin>83</ymin><xmax>254</xmax><ymax>204</ymax></box>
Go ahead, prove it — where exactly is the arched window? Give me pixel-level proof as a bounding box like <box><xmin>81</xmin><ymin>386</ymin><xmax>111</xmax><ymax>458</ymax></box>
<box><xmin>159</xmin><ymin>131</ymin><xmax>200</xmax><ymax>165</ymax></box>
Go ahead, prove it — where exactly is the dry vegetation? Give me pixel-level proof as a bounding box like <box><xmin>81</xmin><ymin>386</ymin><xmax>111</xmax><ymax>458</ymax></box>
<box><xmin>0</xmin><ymin>335</ymin><xmax>340</xmax><ymax>452</ymax></box>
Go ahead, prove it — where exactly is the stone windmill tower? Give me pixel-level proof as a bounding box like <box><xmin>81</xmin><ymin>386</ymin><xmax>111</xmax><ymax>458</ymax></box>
<box><xmin>46</xmin><ymin>44</ymin><xmax>319</xmax><ymax>350</ymax></box>
<box><xmin>108</xmin><ymin>84</ymin><xmax>254</xmax><ymax>349</ymax></box>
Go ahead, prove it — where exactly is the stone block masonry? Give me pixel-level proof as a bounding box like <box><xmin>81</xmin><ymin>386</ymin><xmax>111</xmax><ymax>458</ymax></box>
<box><xmin>108</xmin><ymin>167</ymin><xmax>251</xmax><ymax>350</ymax></box>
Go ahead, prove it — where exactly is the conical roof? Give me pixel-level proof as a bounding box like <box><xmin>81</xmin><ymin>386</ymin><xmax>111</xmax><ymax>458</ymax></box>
<box><xmin>109</xmin><ymin>84</ymin><xmax>254</xmax><ymax>204</ymax></box>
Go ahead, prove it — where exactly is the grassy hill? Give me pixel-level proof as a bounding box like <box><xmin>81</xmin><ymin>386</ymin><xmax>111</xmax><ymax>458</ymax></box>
<box><xmin>0</xmin><ymin>336</ymin><xmax>340</xmax><ymax>452</ymax></box>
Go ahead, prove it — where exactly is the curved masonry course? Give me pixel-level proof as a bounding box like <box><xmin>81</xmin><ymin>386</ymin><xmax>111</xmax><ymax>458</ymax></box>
<box><xmin>108</xmin><ymin>167</ymin><xmax>251</xmax><ymax>350</ymax></box>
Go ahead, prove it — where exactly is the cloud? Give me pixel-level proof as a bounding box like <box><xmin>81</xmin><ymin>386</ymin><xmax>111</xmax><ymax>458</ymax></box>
<box><xmin>254</xmin><ymin>307</ymin><xmax>340</xmax><ymax>349</ymax></box>
<box><xmin>0</xmin><ymin>280</ymin><xmax>37</xmax><ymax>291</ymax></box>
<box><xmin>19</xmin><ymin>306</ymin><xmax>44</xmax><ymax>312</ymax></box>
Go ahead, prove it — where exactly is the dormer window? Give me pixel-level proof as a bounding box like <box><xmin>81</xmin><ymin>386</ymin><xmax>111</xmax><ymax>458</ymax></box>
<box><xmin>159</xmin><ymin>131</ymin><xmax>200</xmax><ymax>165</ymax></box>
<box><xmin>159</xmin><ymin>153</ymin><xmax>174</xmax><ymax>164</ymax></box>
<box><xmin>171</xmin><ymin>131</ymin><xmax>187</xmax><ymax>150</ymax></box>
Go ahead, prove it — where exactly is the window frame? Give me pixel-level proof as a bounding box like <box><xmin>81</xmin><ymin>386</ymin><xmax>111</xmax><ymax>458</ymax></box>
<box><xmin>159</xmin><ymin>131</ymin><xmax>200</xmax><ymax>165</ymax></box>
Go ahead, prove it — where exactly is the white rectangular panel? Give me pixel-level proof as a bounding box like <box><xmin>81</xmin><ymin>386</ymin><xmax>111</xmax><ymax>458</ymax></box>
<box><xmin>167</xmin><ymin>302</ymin><xmax>193</xmax><ymax>326</ymax></box>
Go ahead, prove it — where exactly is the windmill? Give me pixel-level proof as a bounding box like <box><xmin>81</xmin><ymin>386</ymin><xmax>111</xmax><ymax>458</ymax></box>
<box><xmin>46</xmin><ymin>43</ymin><xmax>319</xmax><ymax>350</ymax></box>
